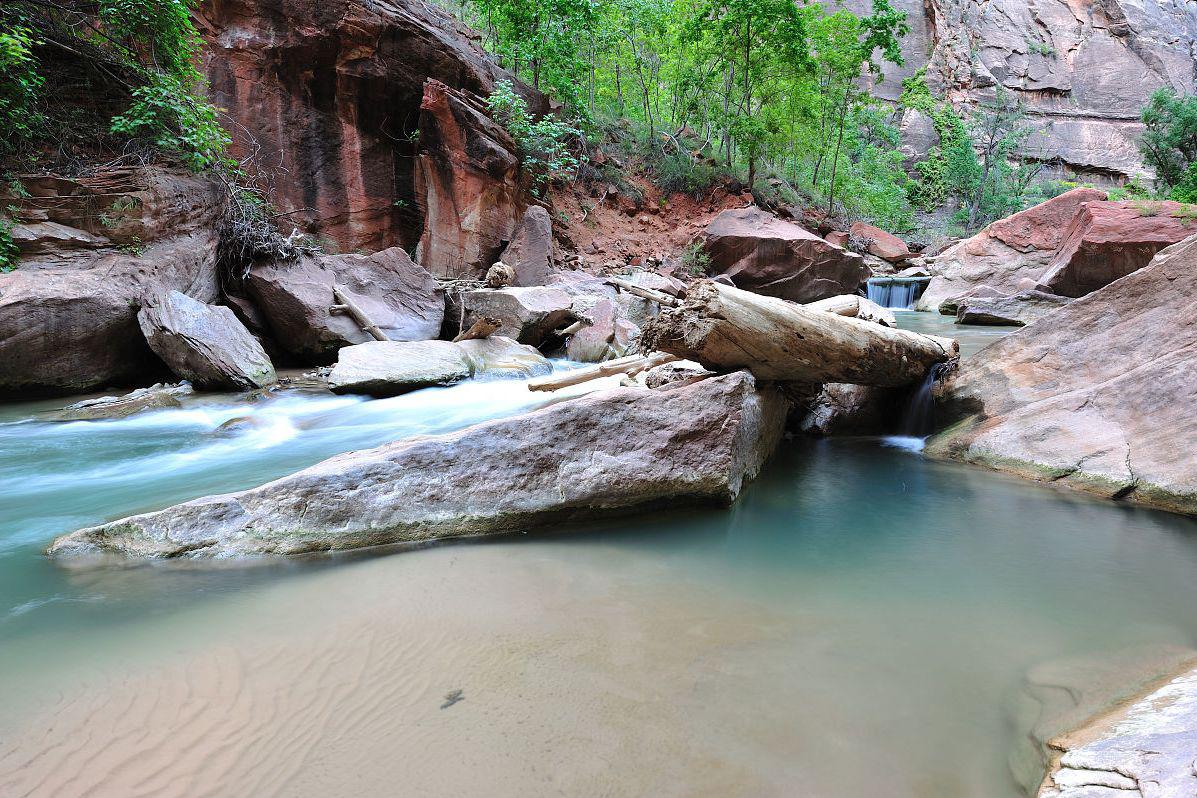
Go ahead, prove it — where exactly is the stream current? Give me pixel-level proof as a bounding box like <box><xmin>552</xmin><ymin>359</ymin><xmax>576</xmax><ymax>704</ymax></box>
<box><xmin>2</xmin><ymin>314</ymin><xmax>1197</xmax><ymax>797</ymax></box>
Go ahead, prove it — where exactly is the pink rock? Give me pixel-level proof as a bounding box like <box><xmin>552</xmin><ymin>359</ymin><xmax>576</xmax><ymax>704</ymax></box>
<box><xmin>849</xmin><ymin>222</ymin><xmax>911</xmax><ymax>262</ymax></box>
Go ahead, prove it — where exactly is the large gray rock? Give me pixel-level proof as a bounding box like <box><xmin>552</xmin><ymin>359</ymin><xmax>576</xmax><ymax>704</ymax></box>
<box><xmin>328</xmin><ymin>340</ymin><xmax>471</xmax><ymax>396</ymax></box>
<box><xmin>48</xmin><ymin>371</ymin><xmax>788</xmax><ymax>558</ymax></box>
<box><xmin>0</xmin><ymin>168</ymin><xmax>223</xmax><ymax>398</ymax></box>
<box><xmin>955</xmin><ymin>290</ymin><xmax>1072</xmax><ymax>326</ymax></box>
<box><xmin>928</xmin><ymin>234</ymin><xmax>1197</xmax><ymax>516</ymax></box>
<box><xmin>138</xmin><ymin>291</ymin><xmax>276</xmax><ymax>390</ymax></box>
<box><xmin>697</xmin><ymin>206</ymin><xmax>868</xmax><ymax>303</ymax></box>
<box><xmin>1038</xmin><ymin>661</ymin><xmax>1197</xmax><ymax>797</ymax></box>
<box><xmin>917</xmin><ymin>188</ymin><xmax>1106</xmax><ymax>312</ymax></box>
<box><xmin>460</xmin><ymin>286</ymin><xmax>573</xmax><ymax>345</ymax></box>
<box><xmin>247</xmin><ymin>247</ymin><xmax>443</xmax><ymax>364</ymax></box>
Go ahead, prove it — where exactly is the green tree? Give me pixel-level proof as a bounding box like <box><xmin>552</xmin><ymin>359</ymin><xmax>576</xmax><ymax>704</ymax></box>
<box><xmin>1139</xmin><ymin>88</ymin><xmax>1197</xmax><ymax>199</ymax></box>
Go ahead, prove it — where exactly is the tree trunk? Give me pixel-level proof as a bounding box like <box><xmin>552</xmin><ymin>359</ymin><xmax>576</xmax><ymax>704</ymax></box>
<box><xmin>642</xmin><ymin>282</ymin><xmax>957</xmax><ymax>387</ymax></box>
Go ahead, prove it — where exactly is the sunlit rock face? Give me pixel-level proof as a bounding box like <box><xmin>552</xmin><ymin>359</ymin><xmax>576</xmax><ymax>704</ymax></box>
<box><xmin>844</xmin><ymin>0</ymin><xmax>1197</xmax><ymax>182</ymax></box>
<box><xmin>198</xmin><ymin>0</ymin><xmax>545</xmax><ymax>255</ymax></box>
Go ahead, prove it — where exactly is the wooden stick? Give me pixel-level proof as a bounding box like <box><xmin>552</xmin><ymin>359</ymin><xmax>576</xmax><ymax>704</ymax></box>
<box><xmin>527</xmin><ymin>352</ymin><xmax>679</xmax><ymax>392</ymax></box>
<box><xmin>331</xmin><ymin>286</ymin><xmax>389</xmax><ymax>341</ymax></box>
<box><xmin>556</xmin><ymin>319</ymin><xmax>588</xmax><ymax>336</ymax></box>
<box><xmin>453</xmin><ymin>316</ymin><xmax>502</xmax><ymax>342</ymax></box>
<box><xmin>605</xmin><ymin>277</ymin><xmax>680</xmax><ymax>307</ymax></box>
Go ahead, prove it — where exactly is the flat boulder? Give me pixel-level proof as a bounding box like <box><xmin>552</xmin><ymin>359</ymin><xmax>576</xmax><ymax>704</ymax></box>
<box><xmin>917</xmin><ymin>188</ymin><xmax>1106</xmax><ymax>311</ymax></box>
<box><xmin>247</xmin><ymin>247</ymin><xmax>443</xmax><ymax>364</ymax></box>
<box><xmin>138</xmin><ymin>291</ymin><xmax>276</xmax><ymax>390</ymax></box>
<box><xmin>328</xmin><ymin>340</ymin><xmax>471</xmax><ymax>396</ymax></box>
<box><xmin>461</xmin><ymin>286</ymin><xmax>573</xmax><ymax>345</ymax></box>
<box><xmin>1037</xmin><ymin>200</ymin><xmax>1197</xmax><ymax>297</ymax></box>
<box><xmin>849</xmin><ymin>221</ymin><xmax>911</xmax><ymax>262</ymax></box>
<box><xmin>955</xmin><ymin>290</ymin><xmax>1071</xmax><ymax>327</ymax></box>
<box><xmin>928</xmin><ymin>234</ymin><xmax>1197</xmax><ymax>516</ymax></box>
<box><xmin>48</xmin><ymin>371</ymin><xmax>788</xmax><ymax>558</ymax></box>
<box><xmin>697</xmin><ymin>206</ymin><xmax>868</xmax><ymax>303</ymax></box>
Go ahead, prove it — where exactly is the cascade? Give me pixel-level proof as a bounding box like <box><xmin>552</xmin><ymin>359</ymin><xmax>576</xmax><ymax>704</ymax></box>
<box><xmin>899</xmin><ymin>362</ymin><xmax>950</xmax><ymax>436</ymax></box>
<box><xmin>865</xmin><ymin>277</ymin><xmax>931</xmax><ymax>309</ymax></box>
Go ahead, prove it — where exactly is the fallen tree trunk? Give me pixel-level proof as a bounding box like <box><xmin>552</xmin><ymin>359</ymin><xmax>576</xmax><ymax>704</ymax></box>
<box><xmin>805</xmin><ymin>294</ymin><xmax>895</xmax><ymax>328</ymax></box>
<box><xmin>331</xmin><ymin>285</ymin><xmax>389</xmax><ymax>342</ymax></box>
<box><xmin>642</xmin><ymin>281</ymin><xmax>956</xmax><ymax>387</ymax></box>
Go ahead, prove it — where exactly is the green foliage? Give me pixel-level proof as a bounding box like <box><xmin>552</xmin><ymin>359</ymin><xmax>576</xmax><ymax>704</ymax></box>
<box><xmin>110</xmin><ymin>73</ymin><xmax>230</xmax><ymax>170</ymax></box>
<box><xmin>486</xmin><ymin>80</ymin><xmax>586</xmax><ymax>195</ymax></box>
<box><xmin>1</xmin><ymin>0</ymin><xmax>226</xmax><ymax>170</ymax></box>
<box><xmin>0</xmin><ymin>25</ymin><xmax>44</xmax><ymax>159</ymax></box>
<box><xmin>680</xmin><ymin>240</ymin><xmax>711</xmax><ymax>276</ymax></box>
<box><xmin>1140</xmin><ymin>88</ymin><xmax>1197</xmax><ymax>193</ymax></box>
<box><xmin>0</xmin><ymin>210</ymin><xmax>18</xmax><ymax>272</ymax></box>
<box><xmin>1169</xmin><ymin>163</ymin><xmax>1197</xmax><ymax>203</ymax></box>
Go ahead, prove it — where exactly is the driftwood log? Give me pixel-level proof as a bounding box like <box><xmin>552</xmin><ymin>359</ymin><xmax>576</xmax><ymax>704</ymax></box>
<box><xmin>642</xmin><ymin>281</ymin><xmax>956</xmax><ymax>387</ymax></box>
<box><xmin>605</xmin><ymin>277</ymin><xmax>680</xmax><ymax>307</ymax></box>
<box><xmin>805</xmin><ymin>294</ymin><xmax>896</xmax><ymax>328</ymax></box>
<box><xmin>527</xmin><ymin>352</ymin><xmax>678</xmax><ymax>392</ymax></box>
<box><xmin>331</xmin><ymin>285</ymin><xmax>389</xmax><ymax>342</ymax></box>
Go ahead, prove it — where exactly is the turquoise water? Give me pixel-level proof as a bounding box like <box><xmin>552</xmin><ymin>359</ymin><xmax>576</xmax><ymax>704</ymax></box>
<box><xmin>2</xmin><ymin>316</ymin><xmax>1196</xmax><ymax>796</ymax></box>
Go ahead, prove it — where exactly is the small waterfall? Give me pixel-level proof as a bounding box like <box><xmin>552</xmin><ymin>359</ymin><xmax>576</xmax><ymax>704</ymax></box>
<box><xmin>865</xmin><ymin>277</ymin><xmax>931</xmax><ymax>309</ymax></box>
<box><xmin>900</xmin><ymin>363</ymin><xmax>950</xmax><ymax>437</ymax></box>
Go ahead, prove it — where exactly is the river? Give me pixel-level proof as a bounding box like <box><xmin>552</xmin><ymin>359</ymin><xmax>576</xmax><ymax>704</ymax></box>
<box><xmin>2</xmin><ymin>314</ymin><xmax>1196</xmax><ymax>797</ymax></box>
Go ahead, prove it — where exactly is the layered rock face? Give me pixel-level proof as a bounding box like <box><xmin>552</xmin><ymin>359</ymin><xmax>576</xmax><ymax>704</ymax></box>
<box><xmin>0</xmin><ymin>169</ymin><xmax>223</xmax><ymax>398</ymax></box>
<box><xmin>928</xmin><ymin>234</ymin><xmax>1197</xmax><ymax>516</ymax></box>
<box><xmin>697</xmin><ymin>207</ymin><xmax>869</xmax><ymax>303</ymax></box>
<box><xmin>1038</xmin><ymin>200</ymin><xmax>1197</xmax><ymax>296</ymax></box>
<box><xmin>917</xmin><ymin>188</ymin><xmax>1106</xmax><ymax>311</ymax></box>
<box><xmin>199</xmin><ymin>0</ymin><xmax>543</xmax><ymax>256</ymax></box>
<box><xmin>845</xmin><ymin>0</ymin><xmax>1197</xmax><ymax>181</ymax></box>
<box><xmin>247</xmin><ymin>247</ymin><xmax>443</xmax><ymax>364</ymax></box>
<box><xmin>48</xmin><ymin>372</ymin><xmax>788</xmax><ymax>557</ymax></box>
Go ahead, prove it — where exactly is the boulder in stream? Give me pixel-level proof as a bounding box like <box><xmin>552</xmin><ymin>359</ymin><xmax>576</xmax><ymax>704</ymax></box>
<box><xmin>44</xmin><ymin>383</ymin><xmax>195</xmax><ymax>422</ymax></box>
<box><xmin>460</xmin><ymin>286</ymin><xmax>574</xmax><ymax>345</ymax></box>
<box><xmin>247</xmin><ymin>247</ymin><xmax>443</xmax><ymax>364</ymax></box>
<box><xmin>48</xmin><ymin>371</ymin><xmax>788</xmax><ymax>558</ymax></box>
<box><xmin>328</xmin><ymin>340</ymin><xmax>472</xmax><ymax>396</ymax></box>
<box><xmin>138</xmin><ymin>291</ymin><xmax>277</xmax><ymax>390</ymax></box>
<box><xmin>929</xmin><ymin>234</ymin><xmax>1197</xmax><ymax>515</ymax></box>
<box><xmin>954</xmin><ymin>290</ymin><xmax>1072</xmax><ymax>327</ymax></box>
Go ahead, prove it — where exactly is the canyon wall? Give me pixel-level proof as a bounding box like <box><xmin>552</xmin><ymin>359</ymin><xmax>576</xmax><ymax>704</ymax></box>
<box><xmin>847</xmin><ymin>0</ymin><xmax>1197</xmax><ymax>182</ymax></box>
<box><xmin>198</xmin><ymin>0</ymin><xmax>544</xmax><ymax>257</ymax></box>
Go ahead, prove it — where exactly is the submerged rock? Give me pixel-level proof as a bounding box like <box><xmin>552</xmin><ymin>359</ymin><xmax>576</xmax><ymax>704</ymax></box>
<box><xmin>455</xmin><ymin>336</ymin><xmax>551</xmax><ymax>377</ymax></box>
<box><xmin>47</xmin><ymin>372</ymin><xmax>788</xmax><ymax>558</ymax></box>
<box><xmin>954</xmin><ymin>290</ymin><xmax>1072</xmax><ymax>327</ymax></box>
<box><xmin>44</xmin><ymin>383</ymin><xmax>194</xmax><ymax>422</ymax></box>
<box><xmin>917</xmin><ymin>188</ymin><xmax>1106</xmax><ymax>312</ymax></box>
<box><xmin>696</xmin><ymin>206</ymin><xmax>869</xmax><ymax>303</ymax></box>
<box><xmin>138</xmin><ymin>291</ymin><xmax>276</xmax><ymax>390</ymax></box>
<box><xmin>328</xmin><ymin>340</ymin><xmax>472</xmax><ymax>396</ymax></box>
<box><xmin>928</xmin><ymin>234</ymin><xmax>1197</xmax><ymax>515</ymax></box>
<box><xmin>247</xmin><ymin>247</ymin><xmax>443</xmax><ymax>364</ymax></box>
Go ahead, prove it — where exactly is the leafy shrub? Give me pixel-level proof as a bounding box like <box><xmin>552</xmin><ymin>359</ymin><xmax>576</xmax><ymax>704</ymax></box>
<box><xmin>0</xmin><ymin>26</ymin><xmax>44</xmax><ymax>160</ymax></box>
<box><xmin>680</xmin><ymin>241</ymin><xmax>711</xmax><ymax>276</ymax></box>
<box><xmin>487</xmin><ymin>80</ymin><xmax>586</xmax><ymax>196</ymax></box>
<box><xmin>110</xmin><ymin>73</ymin><xmax>230</xmax><ymax>171</ymax></box>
